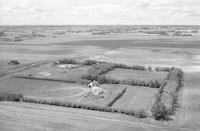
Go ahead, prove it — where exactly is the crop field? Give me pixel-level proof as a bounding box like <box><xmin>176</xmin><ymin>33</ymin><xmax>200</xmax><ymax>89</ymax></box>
<box><xmin>105</xmin><ymin>68</ymin><xmax>168</xmax><ymax>81</ymax></box>
<box><xmin>0</xmin><ymin>77</ymin><xmax>90</xmax><ymax>102</ymax></box>
<box><xmin>178</xmin><ymin>72</ymin><xmax>200</xmax><ymax>129</ymax></box>
<box><xmin>0</xmin><ymin>77</ymin><xmax>127</xmax><ymax>107</ymax></box>
<box><xmin>17</xmin><ymin>63</ymin><xmax>91</xmax><ymax>81</ymax></box>
<box><xmin>0</xmin><ymin>101</ymin><xmax>171</xmax><ymax>131</ymax></box>
<box><xmin>112</xmin><ymin>86</ymin><xmax>157</xmax><ymax>111</ymax></box>
<box><xmin>1</xmin><ymin>25</ymin><xmax>199</xmax><ymax>130</ymax></box>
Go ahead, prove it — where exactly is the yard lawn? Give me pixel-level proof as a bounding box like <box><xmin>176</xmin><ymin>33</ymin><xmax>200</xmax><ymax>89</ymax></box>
<box><xmin>17</xmin><ymin>63</ymin><xmax>91</xmax><ymax>81</ymax></box>
<box><xmin>0</xmin><ymin>77</ymin><xmax>89</xmax><ymax>102</ymax></box>
<box><xmin>78</xmin><ymin>84</ymin><xmax>126</xmax><ymax>107</ymax></box>
<box><xmin>105</xmin><ymin>68</ymin><xmax>168</xmax><ymax>81</ymax></box>
<box><xmin>112</xmin><ymin>86</ymin><xmax>158</xmax><ymax>111</ymax></box>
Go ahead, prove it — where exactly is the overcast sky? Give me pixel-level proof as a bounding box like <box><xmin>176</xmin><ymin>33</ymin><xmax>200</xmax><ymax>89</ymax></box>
<box><xmin>0</xmin><ymin>0</ymin><xmax>200</xmax><ymax>25</ymax></box>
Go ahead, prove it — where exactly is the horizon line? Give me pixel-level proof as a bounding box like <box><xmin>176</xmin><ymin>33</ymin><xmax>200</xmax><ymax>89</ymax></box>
<box><xmin>0</xmin><ymin>24</ymin><xmax>200</xmax><ymax>26</ymax></box>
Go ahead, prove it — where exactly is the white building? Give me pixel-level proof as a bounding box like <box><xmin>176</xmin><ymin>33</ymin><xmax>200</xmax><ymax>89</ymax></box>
<box><xmin>91</xmin><ymin>86</ymin><xmax>103</xmax><ymax>96</ymax></box>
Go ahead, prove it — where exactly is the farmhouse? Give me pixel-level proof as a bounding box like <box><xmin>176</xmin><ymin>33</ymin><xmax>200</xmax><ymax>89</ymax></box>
<box><xmin>88</xmin><ymin>81</ymin><xmax>103</xmax><ymax>96</ymax></box>
<box><xmin>91</xmin><ymin>86</ymin><xmax>103</xmax><ymax>96</ymax></box>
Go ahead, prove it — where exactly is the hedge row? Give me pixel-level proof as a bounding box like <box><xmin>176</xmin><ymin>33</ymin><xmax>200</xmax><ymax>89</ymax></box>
<box><xmin>15</xmin><ymin>73</ymin><xmax>161</xmax><ymax>88</ymax></box>
<box><xmin>86</xmin><ymin>63</ymin><xmax>116</xmax><ymax>75</ymax></box>
<box><xmin>55</xmin><ymin>59</ymin><xmax>171</xmax><ymax>73</ymax></box>
<box><xmin>151</xmin><ymin>68</ymin><xmax>183</xmax><ymax>120</ymax></box>
<box><xmin>81</xmin><ymin>74</ymin><xmax>162</xmax><ymax>88</ymax></box>
<box><xmin>0</xmin><ymin>93</ymin><xmax>23</xmax><ymax>101</ymax></box>
<box><xmin>155</xmin><ymin>67</ymin><xmax>172</xmax><ymax>72</ymax></box>
<box><xmin>22</xmin><ymin>97</ymin><xmax>147</xmax><ymax>118</ymax></box>
<box><xmin>107</xmin><ymin>87</ymin><xmax>127</xmax><ymax>106</ymax></box>
<box><xmin>56</xmin><ymin>59</ymin><xmax>79</xmax><ymax>64</ymax></box>
<box><xmin>81</xmin><ymin>60</ymin><xmax>98</xmax><ymax>66</ymax></box>
<box><xmin>120</xmin><ymin>79</ymin><xmax>161</xmax><ymax>88</ymax></box>
<box><xmin>113</xmin><ymin>64</ymin><xmax>146</xmax><ymax>71</ymax></box>
<box><xmin>15</xmin><ymin>75</ymin><xmax>77</xmax><ymax>83</ymax></box>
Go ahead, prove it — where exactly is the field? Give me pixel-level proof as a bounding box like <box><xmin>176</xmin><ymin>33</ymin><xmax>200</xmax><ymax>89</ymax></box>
<box><xmin>0</xmin><ymin>101</ymin><xmax>174</xmax><ymax>131</ymax></box>
<box><xmin>0</xmin><ymin>25</ymin><xmax>200</xmax><ymax>130</ymax></box>
<box><xmin>17</xmin><ymin>63</ymin><xmax>91</xmax><ymax>81</ymax></box>
<box><xmin>0</xmin><ymin>77</ymin><xmax>90</xmax><ymax>102</ymax></box>
<box><xmin>105</xmin><ymin>68</ymin><xmax>167</xmax><ymax>81</ymax></box>
<box><xmin>0</xmin><ymin>59</ymin><xmax>162</xmax><ymax>111</ymax></box>
<box><xmin>0</xmin><ymin>77</ymin><xmax>130</xmax><ymax>107</ymax></box>
<box><xmin>112</xmin><ymin>86</ymin><xmax>157</xmax><ymax>111</ymax></box>
<box><xmin>177</xmin><ymin>72</ymin><xmax>200</xmax><ymax>129</ymax></box>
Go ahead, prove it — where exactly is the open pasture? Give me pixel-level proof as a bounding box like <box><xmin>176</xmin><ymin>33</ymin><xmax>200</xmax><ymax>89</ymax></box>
<box><xmin>18</xmin><ymin>63</ymin><xmax>91</xmax><ymax>81</ymax></box>
<box><xmin>0</xmin><ymin>77</ymin><xmax>90</xmax><ymax>102</ymax></box>
<box><xmin>105</xmin><ymin>68</ymin><xmax>168</xmax><ymax>81</ymax></box>
<box><xmin>0</xmin><ymin>77</ymin><xmax>127</xmax><ymax>107</ymax></box>
<box><xmin>112</xmin><ymin>86</ymin><xmax>158</xmax><ymax>111</ymax></box>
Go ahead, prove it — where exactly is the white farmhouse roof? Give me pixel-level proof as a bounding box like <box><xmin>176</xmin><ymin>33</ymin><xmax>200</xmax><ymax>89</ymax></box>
<box><xmin>91</xmin><ymin>86</ymin><xmax>103</xmax><ymax>96</ymax></box>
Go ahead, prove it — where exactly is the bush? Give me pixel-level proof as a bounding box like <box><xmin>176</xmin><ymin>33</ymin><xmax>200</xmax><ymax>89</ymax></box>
<box><xmin>82</xmin><ymin>60</ymin><xmax>98</xmax><ymax>65</ymax></box>
<box><xmin>8</xmin><ymin>60</ymin><xmax>20</xmax><ymax>65</ymax></box>
<box><xmin>151</xmin><ymin>100</ymin><xmax>170</xmax><ymax>120</ymax></box>
<box><xmin>155</xmin><ymin>67</ymin><xmax>171</xmax><ymax>72</ymax></box>
<box><xmin>57</xmin><ymin>59</ymin><xmax>78</xmax><ymax>64</ymax></box>
<box><xmin>0</xmin><ymin>93</ymin><xmax>23</xmax><ymax>101</ymax></box>
<box><xmin>135</xmin><ymin>109</ymin><xmax>147</xmax><ymax>118</ymax></box>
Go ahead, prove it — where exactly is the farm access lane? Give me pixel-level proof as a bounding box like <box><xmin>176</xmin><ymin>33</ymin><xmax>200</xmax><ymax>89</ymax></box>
<box><xmin>0</xmin><ymin>101</ymin><xmax>184</xmax><ymax>131</ymax></box>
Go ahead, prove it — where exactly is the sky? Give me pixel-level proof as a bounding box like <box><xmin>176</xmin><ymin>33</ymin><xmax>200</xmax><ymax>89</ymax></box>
<box><xmin>0</xmin><ymin>0</ymin><xmax>200</xmax><ymax>25</ymax></box>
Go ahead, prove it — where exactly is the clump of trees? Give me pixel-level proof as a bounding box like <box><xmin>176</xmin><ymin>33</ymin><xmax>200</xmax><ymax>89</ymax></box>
<box><xmin>151</xmin><ymin>68</ymin><xmax>183</xmax><ymax>120</ymax></box>
<box><xmin>56</xmin><ymin>59</ymin><xmax>78</xmax><ymax>64</ymax></box>
<box><xmin>81</xmin><ymin>60</ymin><xmax>98</xmax><ymax>66</ymax></box>
<box><xmin>0</xmin><ymin>93</ymin><xmax>23</xmax><ymax>101</ymax></box>
<box><xmin>151</xmin><ymin>98</ymin><xmax>170</xmax><ymax>120</ymax></box>
<box><xmin>8</xmin><ymin>60</ymin><xmax>20</xmax><ymax>65</ymax></box>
